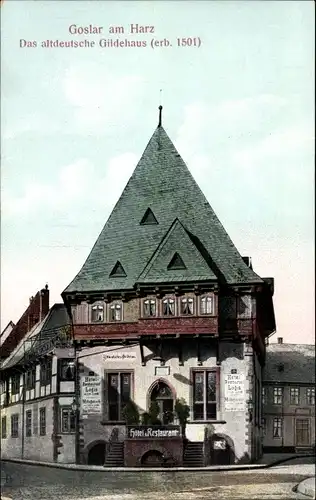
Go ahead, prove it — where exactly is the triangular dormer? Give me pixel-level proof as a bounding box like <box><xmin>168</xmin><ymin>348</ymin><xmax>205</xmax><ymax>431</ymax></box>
<box><xmin>109</xmin><ymin>261</ymin><xmax>127</xmax><ymax>278</ymax></box>
<box><xmin>64</xmin><ymin>118</ymin><xmax>264</xmax><ymax>295</ymax></box>
<box><xmin>137</xmin><ymin>219</ymin><xmax>217</xmax><ymax>284</ymax></box>
<box><xmin>140</xmin><ymin>208</ymin><xmax>158</xmax><ymax>225</ymax></box>
<box><xmin>167</xmin><ymin>252</ymin><xmax>186</xmax><ymax>270</ymax></box>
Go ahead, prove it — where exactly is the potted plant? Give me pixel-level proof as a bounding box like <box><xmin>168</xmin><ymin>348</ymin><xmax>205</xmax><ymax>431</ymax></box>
<box><xmin>174</xmin><ymin>398</ymin><xmax>190</xmax><ymax>438</ymax></box>
<box><xmin>122</xmin><ymin>400</ymin><xmax>140</xmax><ymax>425</ymax></box>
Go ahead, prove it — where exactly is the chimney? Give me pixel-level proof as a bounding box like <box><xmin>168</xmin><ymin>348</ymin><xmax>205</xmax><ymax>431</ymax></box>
<box><xmin>39</xmin><ymin>284</ymin><xmax>50</xmax><ymax>321</ymax></box>
<box><xmin>242</xmin><ymin>256</ymin><xmax>253</xmax><ymax>269</ymax></box>
<box><xmin>277</xmin><ymin>337</ymin><xmax>283</xmax><ymax>344</ymax></box>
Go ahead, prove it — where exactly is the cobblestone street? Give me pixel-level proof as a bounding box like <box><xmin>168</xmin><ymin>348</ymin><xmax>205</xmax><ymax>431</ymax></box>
<box><xmin>1</xmin><ymin>459</ymin><xmax>315</xmax><ymax>500</ymax></box>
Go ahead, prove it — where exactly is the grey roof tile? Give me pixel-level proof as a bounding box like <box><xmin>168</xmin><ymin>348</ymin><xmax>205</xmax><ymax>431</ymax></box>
<box><xmin>263</xmin><ymin>343</ymin><xmax>315</xmax><ymax>384</ymax></box>
<box><xmin>64</xmin><ymin>126</ymin><xmax>263</xmax><ymax>294</ymax></box>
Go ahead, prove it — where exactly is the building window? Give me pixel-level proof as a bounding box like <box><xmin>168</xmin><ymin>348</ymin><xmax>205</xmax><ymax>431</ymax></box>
<box><xmin>306</xmin><ymin>388</ymin><xmax>315</xmax><ymax>405</ymax></box>
<box><xmin>180</xmin><ymin>297</ymin><xmax>194</xmax><ymax>315</ymax></box>
<box><xmin>60</xmin><ymin>407</ymin><xmax>76</xmax><ymax>433</ymax></box>
<box><xmin>200</xmin><ymin>296</ymin><xmax>213</xmax><ymax>315</ymax></box>
<box><xmin>192</xmin><ymin>370</ymin><xmax>217</xmax><ymax>421</ymax></box>
<box><xmin>273</xmin><ymin>417</ymin><xmax>283</xmax><ymax>438</ymax></box>
<box><xmin>26</xmin><ymin>367</ymin><xmax>36</xmax><ymax>390</ymax></box>
<box><xmin>25</xmin><ymin>410</ymin><xmax>32</xmax><ymax>437</ymax></box>
<box><xmin>290</xmin><ymin>387</ymin><xmax>300</xmax><ymax>405</ymax></box>
<box><xmin>106</xmin><ymin>372</ymin><xmax>132</xmax><ymax>421</ymax></box>
<box><xmin>273</xmin><ymin>387</ymin><xmax>283</xmax><ymax>405</ymax></box>
<box><xmin>91</xmin><ymin>304</ymin><xmax>104</xmax><ymax>322</ymax></box>
<box><xmin>162</xmin><ymin>298</ymin><xmax>175</xmax><ymax>316</ymax></box>
<box><xmin>39</xmin><ymin>407</ymin><xmax>46</xmax><ymax>436</ymax></box>
<box><xmin>109</xmin><ymin>303</ymin><xmax>122</xmax><ymax>321</ymax></box>
<box><xmin>262</xmin><ymin>386</ymin><xmax>266</xmax><ymax>405</ymax></box>
<box><xmin>11</xmin><ymin>414</ymin><xmax>19</xmax><ymax>438</ymax></box>
<box><xmin>59</xmin><ymin>359</ymin><xmax>75</xmax><ymax>381</ymax></box>
<box><xmin>143</xmin><ymin>299</ymin><xmax>156</xmax><ymax>317</ymax></box>
<box><xmin>1</xmin><ymin>416</ymin><xmax>7</xmax><ymax>439</ymax></box>
<box><xmin>261</xmin><ymin>418</ymin><xmax>266</xmax><ymax>437</ymax></box>
<box><xmin>40</xmin><ymin>359</ymin><xmax>52</xmax><ymax>386</ymax></box>
<box><xmin>237</xmin><ymin>295</ymin><xmax>252</xmax><ymax>318</ymax></box>
<box><xmin>11</xmin><ymin>374</ymin><xmax>20</xmax><ymax>395</ymax></box>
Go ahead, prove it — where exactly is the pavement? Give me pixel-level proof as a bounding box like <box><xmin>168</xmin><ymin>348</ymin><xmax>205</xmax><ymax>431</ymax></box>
<box><xmin>1</xmin><ymin>455</ymin><xmax>315</xmax><ymax>499</ymax></box>
<box><xmin>296</xmin><ymin>477</ymin><xmax>316</xmax><ymax>499</ymax></box>
<box><xmin>1</xmin><ymin>452</ymin><xmax>315</xmax><ymax>472</ymax></box>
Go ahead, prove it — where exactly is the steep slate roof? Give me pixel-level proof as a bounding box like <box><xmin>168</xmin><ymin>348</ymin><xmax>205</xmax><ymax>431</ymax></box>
<box><xmin>64</xmin><ymin>124</ymin><xmax>263</xmax><ymax>294</ymax></box>
<box><xmin>263</xmin><ymin>343</ymin><xmax>315</xmax><ymax>384</ymax></box>
<box><xmin>138</xmin><ymin>219</ymin><xmax>217</xmax><ymax>283</ymax></box>
<box><xmin>1</xmin><ymin>304</ymin><xmax>71</xmax><ymax>370</ymax></box>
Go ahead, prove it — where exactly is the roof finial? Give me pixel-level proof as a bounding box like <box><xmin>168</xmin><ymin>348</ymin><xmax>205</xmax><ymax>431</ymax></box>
<box><xmin>158</xmin><ymin>105</ymin><xmax>163</xmax><ymax>127</ymax></box>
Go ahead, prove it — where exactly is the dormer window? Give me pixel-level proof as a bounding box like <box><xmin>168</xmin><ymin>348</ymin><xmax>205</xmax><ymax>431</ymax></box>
<box><xmin>110</xmin><ymin>303</ymin><xmax>122</xmax><ymax>321</ymax></box>
<box><xmin>144</xmin><ymin>299</ymin><xmax>156</xmax><ymax>317</ymax></box>
<box><xmin>201</xmin><ymin>296</ymin><xmax>213</xmax><ymax>315</ymax></box>
<box><xmin>91</xmin><ymin>304</ymin><xmax>104</xmax><ymax>322</ymax></box>
<box><xmin>180</xmin><ymin>297</ymin><xmax>194</xmax><ymax>315</ymax></box>
<box><xmin>162</xmin><ymin>298</ymin><xmax>175</xmax><ymax>316</ymax></box>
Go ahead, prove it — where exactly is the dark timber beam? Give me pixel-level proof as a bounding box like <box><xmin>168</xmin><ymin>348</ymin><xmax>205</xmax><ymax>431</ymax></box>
<box><xmin>196</xmin><ymin>334</ymin><xmax>202</xmax><ymax>366</ymax></box>
<box><xmin>177</xmin><ymin>335</ymin><xmax>184</xmax><ymax>366</ymax></box>
<box><xmin>139</xmin><ymin>339</ymin><xmax>145</xmax><ymax>366</ymax></box>
<box><xmin>216</xmin><ymin>339</ymin><xmax>220</xmax><ymax>366</ymax></box>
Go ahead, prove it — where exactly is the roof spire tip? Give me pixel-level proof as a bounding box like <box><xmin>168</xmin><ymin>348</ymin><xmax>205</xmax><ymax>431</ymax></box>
<box><xmin>158</xmin><ymin>105</ymin><xmax>163</xmax><ymax>127</ymax></box>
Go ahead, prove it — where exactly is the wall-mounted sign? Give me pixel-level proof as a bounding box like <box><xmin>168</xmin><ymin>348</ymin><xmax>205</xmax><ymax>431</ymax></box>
<box><xmin>103</xmin><ymin>352</ymin><xmax>137</xmax><ymax>361</ymax></box>
<box><xmin>81</xmin><ymin>375</ymin><xmax>102</xmax><ymax>414</ymax></box>
<box><xmin>155</xmin><ymin>366</ymin><xmax>170</xmax><ymax>376</ymax></box>
<box><xmin>224</xmin><ymin>373</ymin><xmax>245</xmax><ymax>411</ymax></box>
<box><xmin>213</xmin><ymin>439</ymin><xmax>226</xmax><ymax>450</ymax></box>
<box><xmin>127</xmin><ymin>425</ymin><xmax>181</xmax><ymax>439</ymax></box>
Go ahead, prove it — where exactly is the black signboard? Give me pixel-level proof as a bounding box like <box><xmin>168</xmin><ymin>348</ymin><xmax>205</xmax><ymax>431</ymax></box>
<box><xmin>127</xmin><ymin>425</ymin><xmax>181</xmax><ymax>439</ymax></box>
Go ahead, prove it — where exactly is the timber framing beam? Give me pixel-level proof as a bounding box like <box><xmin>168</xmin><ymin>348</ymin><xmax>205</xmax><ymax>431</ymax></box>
<box><xmin>139</xmin><ymin>339</ymin><xmax>145</xmax><ymax>366</ymax></box>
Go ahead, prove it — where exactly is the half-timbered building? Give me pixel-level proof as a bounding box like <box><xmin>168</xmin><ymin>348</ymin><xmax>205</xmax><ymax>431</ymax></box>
<box><xmin>62</xmin><ymin>108</ymin><xmax>276</xmax><ymax>466</ymax></box>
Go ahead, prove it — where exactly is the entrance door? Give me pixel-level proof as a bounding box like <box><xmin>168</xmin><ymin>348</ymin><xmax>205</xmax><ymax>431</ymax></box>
<box><xmin>295</xmin><ymin>419</ymin><xmax>310</xmax><ymax>447</ymax></box>
<box><xmin>150</xmin><ymin>381</ymin><xmax>174</xmax><ymax>424</ymax></box>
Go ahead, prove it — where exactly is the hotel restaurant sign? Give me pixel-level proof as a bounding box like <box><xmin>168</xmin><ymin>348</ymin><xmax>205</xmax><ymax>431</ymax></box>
<box><xmin>127</xmin><ymin>425</ymin><xmax>181</xmax><ymax>439</ymax></box>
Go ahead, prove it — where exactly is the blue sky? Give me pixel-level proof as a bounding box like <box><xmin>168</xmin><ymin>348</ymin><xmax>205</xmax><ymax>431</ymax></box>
<box><xmin>1</xmin><ymin>0</ymin><xmax>314</xmax><ymax>343</ymax></box>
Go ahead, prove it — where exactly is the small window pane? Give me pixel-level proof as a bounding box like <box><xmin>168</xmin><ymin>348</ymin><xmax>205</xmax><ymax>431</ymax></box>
<box><xmin>193</xmin><ymin>403</ymin><xmax>204</xmax><ymax>420</ymax></box>
<box><xmin>181</xmin><ymin>298</ymin><xmax>194</xmax><ymax>315</ymax></box>
<box><xmin>201</xmin><ymin>296</ymin><xmax>213</xmax><ymax>315</ymax></box>
<box><xmin>207</xmin><ymin>372</ymin><xmax>216</xmax><ymax>402</ymax></box>
<box><xmin>91</xmin><ymin>304</ymin><xmax>104</xmax><ymax>322</ymax></box>
<box><xmin>144</xmin><ymin>299</ymin><xmax>156</xmax><ymax>317</ymax></box>
<box><xmin>163</xmin><ymin>298</ymin><xmax>175</xmax><ymax>316</ymax></box>
<box><xmin>193</xmin><ymin>372</ymin><xmax>204</xmax><ymax>402</ymax></box>
<box><xmin>110</xmin><ymin>304</ymin><xmax>122</xmax><ymax>321</ymax></box>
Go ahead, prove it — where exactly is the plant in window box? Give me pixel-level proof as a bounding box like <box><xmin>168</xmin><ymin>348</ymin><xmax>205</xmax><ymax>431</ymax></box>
<box><xmin>174</xmin><ymin>398</ymin><xmax>190</xmax><ymax>438</ymax></box>
<box><xmin>121</xmin><ymin>400</ymin><xmax>140</xmax><ymax>425</ymax></box>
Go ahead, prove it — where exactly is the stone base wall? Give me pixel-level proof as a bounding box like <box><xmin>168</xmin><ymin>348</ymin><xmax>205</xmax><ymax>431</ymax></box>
<box><xmin>124</xmin><ymin>438</ymin><xmax>183</xmax><ymax>467</ymax></box>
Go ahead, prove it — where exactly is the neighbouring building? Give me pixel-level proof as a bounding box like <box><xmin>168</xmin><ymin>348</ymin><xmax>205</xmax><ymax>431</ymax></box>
<box><xmin>262</xmin><ymin>338</ymin><xmax>315</xmax><ymax>453</ymax></box>
<box><xmin>62</xmin><ymin>108</ymin><xmax>276</xmax><ymax>466</ymax></box>
<box><xmin>0</xmin><ymin>286</ymin><xmax>49</xmax><ymax>361</ymax></box>
<box><xmin>0</xmin><ymin>298</ymin><xmax>76</xmax><ymax>463</ymax></box>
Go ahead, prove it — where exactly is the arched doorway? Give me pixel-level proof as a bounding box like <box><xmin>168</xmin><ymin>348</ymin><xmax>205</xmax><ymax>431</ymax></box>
<box><xmin>87</xmin><ymin>441</ymin><xmax>107</xmax><ymax>465</ymax></box>
<box><xmin>150</xmin><ymin>380</ymin><xmax>175</xmax><ymax>424</ymax></box>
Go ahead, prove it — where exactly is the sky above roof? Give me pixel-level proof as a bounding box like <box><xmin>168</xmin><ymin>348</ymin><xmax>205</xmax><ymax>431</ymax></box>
<box><xmin>1</xmin><ymin>1</ymin><xmax>314</xmax><ymax>343</ymax></box>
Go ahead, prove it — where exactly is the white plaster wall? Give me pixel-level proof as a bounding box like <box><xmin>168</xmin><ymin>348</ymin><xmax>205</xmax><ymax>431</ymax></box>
<box><xmin>79</xmin><ymin>342</ymin><xmax>251</xmax><ymax>461</ymax></box>
<box><xmin>23</xmin><ymin>398</ymin><xmax>54</xmax><ymax>461</ymax></box>
<box><xmin>0</xmin><ymin>403</ymin><xmax>23</xmax><ymax>459</ymax></box>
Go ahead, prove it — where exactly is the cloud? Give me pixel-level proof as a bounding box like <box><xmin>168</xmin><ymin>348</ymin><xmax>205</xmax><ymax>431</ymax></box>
<box><xmin>2</xmin><ymin>154</ymin><xmax>138</xmax><ymax>218</ymax></box>
<box><xmin>62</xmin><ymin>64</ymin><xmax>144</xmax><ymax>133</ymax></box>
